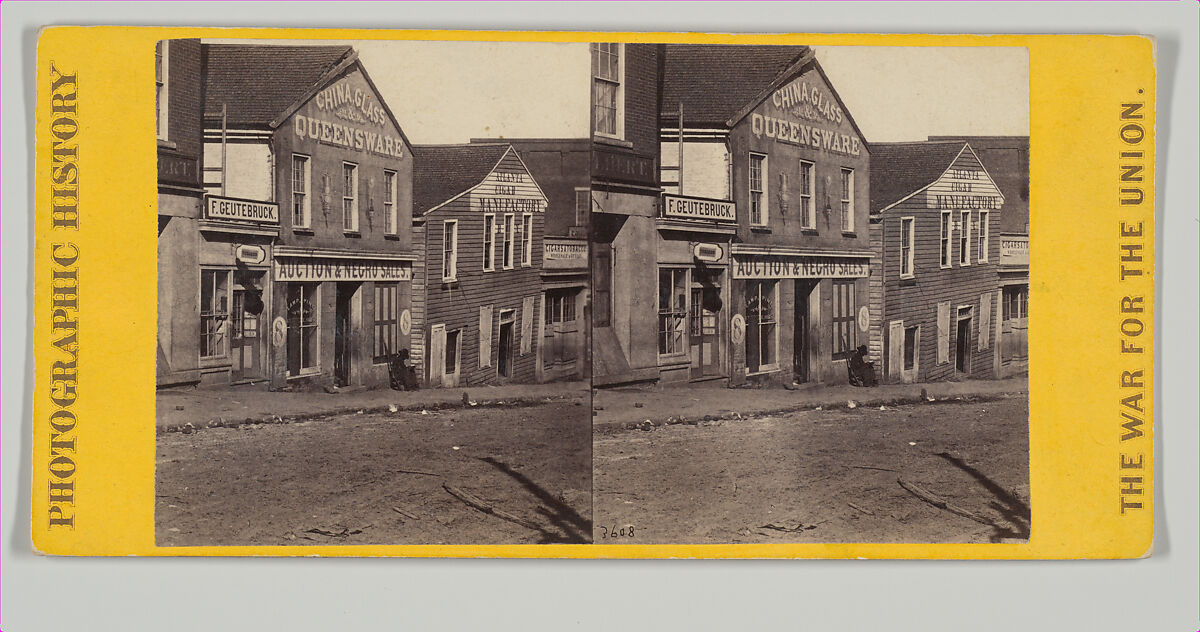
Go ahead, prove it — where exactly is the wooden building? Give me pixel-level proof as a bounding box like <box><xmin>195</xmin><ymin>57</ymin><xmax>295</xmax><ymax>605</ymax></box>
<box><xmin>410</xmin><ymin>144</ymin><xmax>549</xmax><ymax>387</ymax></box>
<box><xmin>868</xmin><ymin>141</ymin><xmax>1005</xmax><ymax>383</ymax></box>
<box><xmin>197</xmin><ymin>44</ymin><xmax>415</xmax><ymax>390</ymax></box>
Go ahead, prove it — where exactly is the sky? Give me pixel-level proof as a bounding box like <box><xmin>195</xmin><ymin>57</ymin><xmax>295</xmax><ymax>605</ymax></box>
<box><xmin>208</xmin><ymin>39</ymin><xmax>1028</xmax><ymax>144</ymax></box>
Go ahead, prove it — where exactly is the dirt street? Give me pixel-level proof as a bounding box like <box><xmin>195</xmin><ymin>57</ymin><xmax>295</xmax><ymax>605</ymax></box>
<box><xmin>156</xmin><ymin>400</ymin><xmax>592</xmax><ymax>546</ymax></box>
<box><xmin>593</xmin><ymin>396</ymin><xmax>1030</xmax><ymax>545</ymax></box>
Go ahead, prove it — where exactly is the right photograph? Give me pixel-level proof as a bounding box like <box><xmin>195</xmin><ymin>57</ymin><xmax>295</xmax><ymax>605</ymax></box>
<box><xmin>588</xmin><ymin>43</ymin><xmax>1031</xmax><ymax>544</ymax></box>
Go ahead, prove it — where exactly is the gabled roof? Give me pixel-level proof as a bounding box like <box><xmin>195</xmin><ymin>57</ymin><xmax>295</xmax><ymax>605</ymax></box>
<box><xmin>660</xmin><ymin>44</ymin><xmax>809</xmax><ymax>127</ymax></box>
<box><xmin>411</xmin><ymin>143</ymin><xmax>516</xmax><ymax>216</ymax></box>
<box><xmin>202</xmin><ymin>44</ymin><xmax>354</xmax><ymax>128</ymax></box>
<box><xmin>869</xmin><ymin>141</ymin><xmax>973</xmax><ymax>213</ymax></box>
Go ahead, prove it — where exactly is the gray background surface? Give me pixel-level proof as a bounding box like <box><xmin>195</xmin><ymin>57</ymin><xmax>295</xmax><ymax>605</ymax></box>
<box><xmin>3</xmin><ymin>2</ymin><xmax>1197</xmax><ymax>630</ymax></box>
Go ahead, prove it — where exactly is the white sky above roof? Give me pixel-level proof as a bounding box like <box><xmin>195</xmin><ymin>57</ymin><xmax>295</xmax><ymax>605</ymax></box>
<box><xmin>203</xmin><ymin>39</ymin><xmax>1028</xmax><ymax>144</ymax></box>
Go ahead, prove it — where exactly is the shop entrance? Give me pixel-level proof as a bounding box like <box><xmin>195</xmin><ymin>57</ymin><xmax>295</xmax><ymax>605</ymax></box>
<box><xmin>334</xmin><ymin>284</ymin><xmax>356</xmax><ymax>387</ymax></box>
<box><xmin>955</xmin><ymin>307</ymin><xmax>973</xmax><ymax>375</ymax></box>
<box><xmin>230</xmin><ymin>271</ymin><xmax>266</xmax><ymax>382</ymax></box>
<box><xmin>498</xmin><ymin>309</ymin><xmax>515</xmax><ymax>379</ymax></box>
<box><xmin>793</xmin><ymin>279</ymin><xmax>817</xmax><ymax>383</ymax></box>
<box><xmin>689</xmin><ymin>268</ymin><xmax>723</xmax><ymax>380</ymax></box>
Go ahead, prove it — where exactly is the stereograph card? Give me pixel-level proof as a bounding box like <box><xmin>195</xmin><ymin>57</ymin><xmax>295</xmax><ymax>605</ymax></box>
<box><xmin>31</xmin><ymin>27</ymin><xmax>1154</xmax><ymax>558</ymax></box>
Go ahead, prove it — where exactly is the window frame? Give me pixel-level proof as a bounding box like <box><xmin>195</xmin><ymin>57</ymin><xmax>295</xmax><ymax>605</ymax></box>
<box><xmin>840</xmin><ymin>168</ymin><xmax>855</xmax><ymax>233</ymax></box>
<box><xmin>831</xmin><ymin>279</ymin><xmax>857</xmax><ymax>361</ymax></box>
<box><xmin>291</xmin><ymin>154</ymin><xmax>311</xmax><ymax>229</ymax></box>
<box><xmin>799</xmin><ymin>160</ymin><xmax>816</xmax><ymax>229</ymax></box>
<box><xmin>441</xmin><ymin>219</ymin><xmax>458</xmax><ymax>282</ymax></box>
<box><xmin>959</xmin><ymin>210</ymin><xmax>972</xmax><ymax>266</ymax></box>
<box><xmin>155</xmin><ymin>41</ymin><xmax>169</xmax><ymax>142</ymax></box>
<box><xmin>482</xmin><ymin>213</ymin><xmax>496</xmax><ymax>272</ymax></box>
<box><xmin>745</xmin><ymin>279</ymin><xmax>780</xmax><ymax>373</ymax></box>
<box><xmin>383</xmin><ymin>169</ymin><xmax>398</xmax><ymax>235</ymax></box>
<box><xmin>939</xmin><ymin>211</ymin><xmax>953</xmax><ymax>268</ymax></box>
<box><xmin>657</xmin><ymin>267</ymin><xmax>689</xmax><ymax>358</ymax></box>
<box><xmin>502</xmin><ymin>213</ymin><xmax>515</xmax><ymax>270</ymax></box>
<box><xmin>199</xmin><ymin>268</ymin><xmax>232</xmax><ymax>360</ymax></box>
<box><xmin>590</xmin><ymin>43</ymin><xmax>624</xmax><ymax>139</ymax></box>
<box><xmin>900</xmin><ymin>216</ymin><xmax>916</xmax><ymax>279</ymax></box>
<box><xmin>342</xmin><ymin>162</ymin><xmax>359</xmax><ymax>233</ymax></box>
<box><xmin>748</xmin><ymin>152</ymin><xmax>768</xmax><ymax>227</ymax></box>
<box><xmin>977</xmin><ymin>210</ymin><xmax>990</xmax><ymax>263</ymax></box>
<box><xmin>372</xmin><ymin>282</ymin><xmax>400</xmax><ymax>364</ymax></box>
<box><xmin>521</xmin><ymin>213</ymin><xmax>533</xmax><ymax>267</ymax></box>
<box><xmin>285</xmin><ymin>282</ymin><xmax>320</xmax><ymax>376</ymax></box>
<box><xmin>574</xmin><ymin>187</ymin><xmax>590</xmax><ymax>228</ymax></box>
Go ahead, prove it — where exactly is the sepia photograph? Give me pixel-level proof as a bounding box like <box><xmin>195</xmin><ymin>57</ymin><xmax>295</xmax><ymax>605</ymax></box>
<box><xmin>154</xmin><ymin>39</ymin><xmax>593</xmax><ymax>545</ymax></box>
<box><xmin>589</xmin><ymin>44</ymin><xmax>1031</xmax><ymax>544</ymax></box>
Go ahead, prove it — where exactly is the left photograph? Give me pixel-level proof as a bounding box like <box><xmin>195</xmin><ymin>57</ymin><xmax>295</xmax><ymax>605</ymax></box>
<box><xmin>154</xmin><ymin>39</ymin><xmax>593</xmax><ymax>545</ymax></box>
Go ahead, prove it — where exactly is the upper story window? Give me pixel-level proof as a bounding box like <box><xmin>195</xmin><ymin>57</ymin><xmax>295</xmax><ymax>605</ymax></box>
<box><xmin>959</xmin><ymin>210</ymin><xmax>971</xmax><ymax>265</ymax></box>
<box><xmin>591</xmin><ymin>43</ymin><xmax>623</xmax><ymax>138</ymax></box>
<box><xmin>900</xmin><ymin>217</ymin><xmax>915</xmax><ymax>279</ymax></box>
<box><xmin>749</xmin><ymin>153</ymin><xmax>767</xmax><ymax>227</ymax></box>
<box><xmin>521</xmin><ymin>213</ymin><xmax>533</xmax><ymax>266</ymax></box>
<box><xmin>977</xmin><ymin>210</ymin><xmax>990</xmax><ymax>262</ymax></box>
<box><xmin>574</xmin><ymin>188</ymin><xmax>590</xmax><ymax>227</ymax></box>
<box><xmin>442</xmin><ymin>220</ymin><xmax>458</xmax><ymax>282</ymax></box>
<box><xmin>342</xmin><ymin>162</ymin><xmax>359</xmax><ymax>232</ymax></box>
<box><xmin>155</xmin><ymin>41</ymin><xmax>169</xmax><ymax>142</ymax></box>
<box><xmin>383</xmin><ymin>170</ymin><xmax>397</xmax><ymax>235</ymax></box>
<box><xmin>483</xmin><ymin>214</ymin><xmax>496</xmax><ymax>272</ymax></box>
<box><xmin>840</xmin><ymin>168</ymin><xmax>855</xmax><ymax>233</ymax></box>
<box><xmin>502</xmin><ymin>213</ymin><xmax>515</xmax><ymax>269</ymax></box>
<box><xmin>291</xmin><ymin>155</ymin><xmax>311</xmax><ymax>229</ymax></box>
<box><xmin>799</xmin><ymin>160</ymin><xmax>815</xmax><ymax>229</ymax></box>
<box><xmin>939</xmin><ymin>211</ymin><xmax>952</xmax><ymax>268</ymax></box>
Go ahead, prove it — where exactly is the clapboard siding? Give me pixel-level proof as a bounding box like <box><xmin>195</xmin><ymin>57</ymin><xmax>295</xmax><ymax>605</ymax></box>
<box><xmin>868</xmin><ymin>218</ymin><xmax>885</xmax><ymax>369</ymax></box>
<box><xmin>411</xmin><ymin>221</ymin><xmax>427</xmax><ymax>380</ymax></box>
<box><xmin>420</xmin><ymin>151</ymin><xmax>547</xmax><ymax>387</ymax></box>
<box><xmin>877</xmin><ymin>147</ymin><xmax>1002</xmax><ymax>382</ymax></box>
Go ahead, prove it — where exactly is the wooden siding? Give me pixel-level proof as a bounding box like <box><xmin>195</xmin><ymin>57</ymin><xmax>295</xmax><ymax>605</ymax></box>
<box><xmin>876</xmin><ymin>149</ymin><xmax>1003</xmax><ymax>382</ymax></box>
<box><xmin>420</xmin><ymin>151</ymin><xmax>548</xmax><ymax>386</ymax></box>
<box><xmin>411</xmin><ymin>221</ymin><xmax>427</xmax><ymax>380</ymax></box>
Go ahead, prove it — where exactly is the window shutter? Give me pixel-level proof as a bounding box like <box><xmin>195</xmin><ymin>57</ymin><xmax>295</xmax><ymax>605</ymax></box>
<box><xmin>888</xmin><ymin>320</ymin><xmax>904</xmax><ymax>379</ymax></box>
<box><xmin>978</xmin><ymin>293</ymin><xmax>992</xmax><ymax>350</ymax></box>
<box><xmin>430</xmin><ymin>324</ymin><xmax>446</xmax><ymax>380</ymax></box>
<box><xmin>936</xmin><ymin>301</ymin><xmax>951</xmax><ymax>364</ymax></box>
<box><xmin>479</xmin><ymin>305</ymin><xmax>493</xmax><ymax>368</ymax></box>
<box><xmin>521</xmin><ymin>296</ymin><xmax>535</xmax><ymax>355</ymax></box>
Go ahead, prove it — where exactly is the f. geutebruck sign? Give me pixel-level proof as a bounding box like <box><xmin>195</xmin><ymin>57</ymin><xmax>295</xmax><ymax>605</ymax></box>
<box><xmin>275</xmin><ymin>257</ymin><xmax>413</xmax><ymax>282</ymax></box>
<box><xmin>662</xmin><ymin>194</ymin><xmax>736</xmax><ymax>222</ymax></box>
<box><xmin>733</xmin><ymin>254</ymin><xmax>869</xmax><ymax>279</ymax></box>
<box><xmin>205</xmin><ymin>195</ymin><xmax>279</xmax><ymax>224</ymax></box>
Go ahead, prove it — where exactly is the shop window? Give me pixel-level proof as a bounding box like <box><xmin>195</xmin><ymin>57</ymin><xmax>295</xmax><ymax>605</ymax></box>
<box><xmin>442</xmin><ymin>220</ymin><xmax>458</xmax><ymax>282</ymax></box>
<box><xmin>591</xmin><ymin>43</ymin><xmax>622</xmax><ymax>138</ymax></box>
<box><xmin>1003</xmin><ymin>286</ymin><xmax>1028</xmax><ymax>320</ymax></box>
<box><xmin>939</xmin><ymin>211</ymin><xmax>952</xmax><ymax>268</ymax></box>
<box><xmin>832</xmin><ymin>279</ymin><xmax>856</xmax><ymax>360</ymax></box>
<box><xmin>286</xmin><ymin>283</ymin><xmax>318</xmax><ymax>375</ymax></box>
<box><xmin>521</xmin><ymin>213</ymin><xmax>533</xmax><ymax>266</ymax></box>
<box><xmin>658</xmin><ymin>268</ymin><xmax>688</xmax><ymax>356</ymax></box>
<box><xmin>799</xmin><ymin>160</ymin><xmax>815</xmax><ymax>229</ymax></box>
<box><xmin>445</xmin><ymin>329</ymin><xmax>460</xmax><ymax>376</ymax></box>
<box><xmin>545</xmin><ymin>288</ymin><xmax>578</xmax><ymax>324</ymax></box>
<box><xmin>841</xmin><ymin>168</ymin><xmax>855</xmax><ymax>232</ymax></box>
<box><xmin>502</xmin><ymin>213</ymin><xmax>515</xmax><ymax>269</ymax></box>
<box><xmin>977</xmin><ymin>210</ymin><xmax>990</xmax><ymax>262</ymax></box>
<box><xmin>199</xmin><ymin>269</ymin><xmax>231</xmax><ymax>359</ymax></box>
<box><xmin>373</xmin><ymin>282</ymin><xmax>399</xmax><ymax>363</ymax></box>
<box><xmin>904</xmin><ymin>325</ymin><xmax>919</xmax><ymax>371</ymax></box>
<box><xmin>900</xmin><ymin>217</ymin><xmax>915</xmax><ymax>278</ymax></box>
<box><xmin>749</xmin><ymin>153</ymin><xmax>767</xmax><ymax>226</ymax></box>
<box><xmin>291</xmin><ymin>155</ymin><xmax>311</xmax><ymax>229</ymax></box>
<box><xmin>342</xmin><ymin>162</ymin><xmax>359</xmax><ymax>232</ymax></box>
<box><xmin>746</xmin><ymin>280</ymin><xmax>778</xmax><ymax>372</ymax></box>
<box><xmin>574</xmin><ymin>188</ymin><xmax>590</xmax><ymax>227</ymax></box>
<box><xmin>383</xmin><ymin>170</ymin><xmax>397</xmax><ymax>235</ymax></box>
<box><xmin>482</xmin><ymin>214</ymin><xmax>496</xmax><ymax>272</ymax></box>
<box><xmin>155</xmin><ymin>41</ymin><xmax>168</xmax><ymax>141</ymax></box>
<box><xmin>958</xmin><ymin>210</ymin><xmax>971</xmax><ymax>265</ymax></box>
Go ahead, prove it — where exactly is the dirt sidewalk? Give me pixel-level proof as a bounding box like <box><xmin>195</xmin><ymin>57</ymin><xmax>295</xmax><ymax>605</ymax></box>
<box><xmin>593</xmin><ymin>376</ymin><xmax>1028</xmax><ymax>429</ymax></box>
<box><xmin>157</xmin><ymin>380</ymin><xmax>587</xmax><ymax>431</ymax></box>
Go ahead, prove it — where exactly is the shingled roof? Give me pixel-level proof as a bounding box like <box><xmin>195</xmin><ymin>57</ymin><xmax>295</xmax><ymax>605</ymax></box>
<box><xmin>660</xmin><ymin>44</ymin><xmax>809</xmax><ymax>127</ymax></box>
<box><xmin>411</xmin><ymin>144</ymin><xmax>514</xmax><ymax>215</ymax></box>
<box><xmin>203</xmin><ymin>44</ymin><xmax>354</xmax><ymax>128</ymax></box>
<box><xmin>869</xmin><ymin>141</ymin><xmax>970</xmax><ymax>213</ymax></box>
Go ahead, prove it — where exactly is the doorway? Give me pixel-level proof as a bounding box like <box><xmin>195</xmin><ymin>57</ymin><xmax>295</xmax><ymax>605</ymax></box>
<box><xmin>498</xmin><ymin>309</ymin><xmax>515</xmax><ymax>379</ymax></box>
<box><xmin>334</xmin><ymin>284</ymin><xmax>354</xmax><ymax>387</ymax></box>
<box><xmin>793</xmin><ymin>279</ymin><xmax>816</xmax><ymax>383</ymax></box>
<box><xmin>688</xmin><ymin>269</ymin><xmax>723</xmax><ymax>380</ymax></box>
<box><xmin>955</xmin><ymin>307</ymin><xmax>973</xmax><ymax>375</ymax></box>
<box><xmin>230</xmin><ymin>277</ymin><xmax>265</xmax><ymax>382</ymax></box>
